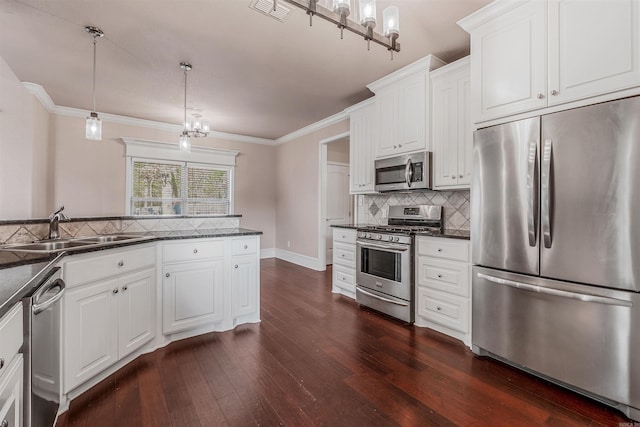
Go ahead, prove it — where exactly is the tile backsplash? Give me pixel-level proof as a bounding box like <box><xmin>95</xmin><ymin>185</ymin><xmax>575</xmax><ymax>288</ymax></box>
<box><xmin>356</xmin><ymin>190</ymin><xmax>470</xmax><ymax>231</ymax></box>
<box><xmin>0</xmin><ymin>217</ymin><xmax>240</xmax><ymax>244</ymax></box>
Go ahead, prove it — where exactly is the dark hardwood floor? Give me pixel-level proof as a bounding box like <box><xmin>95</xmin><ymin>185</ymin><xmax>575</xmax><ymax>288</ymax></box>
<box><xmin>56</xmin><ymin>258</ymin><xmax>631</xmax><ymax>426</ymax></box>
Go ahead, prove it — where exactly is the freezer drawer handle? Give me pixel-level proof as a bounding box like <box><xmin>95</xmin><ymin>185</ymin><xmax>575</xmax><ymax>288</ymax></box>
<box><xmin>357</xmin><ymin>287</ymin><xmax>409</xmax><ymax>306</ymax></box>
<box><xmin>477</xmin><ymin>273</ymin><xmax>632</xmax><ymax>308</ymax></box>
<box><xmin>32</xmin><ymin>278</ymin><xmax>66</xmax><ymax>315</ymax></box>
<box><xmin>527</xmin><ymin>140</ymin><xmax>538</xmax><ymax>247</ymax></box>
<box><xmin>541</xmin><ymin>139</ymin><xmax>553</xmax><ymax>248</ymax></box>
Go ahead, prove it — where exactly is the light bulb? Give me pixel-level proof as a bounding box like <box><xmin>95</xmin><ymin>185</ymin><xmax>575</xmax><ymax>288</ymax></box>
<box><xmin>333</xmin><ymin>0</ymin><xmax>350</xmax><ymax>17</ymax></box>
<box><xmin>383</xmin><ymin>6</ymin><xmax>399</xmax><ymax>38</ymax></box>
<box><xmin>359</xmin><ymin>0</ymin><xmax>376</xmax><ymax>28</ymax></box>
<box><xmin>85</xmin><ymin>113</ymin><xmax>102</xmax><ymax>140</ymax></box>
<box><xmin>179</xmin><ymin>134</ymin><xmax>191</xmax><ymax>153</ymax></box>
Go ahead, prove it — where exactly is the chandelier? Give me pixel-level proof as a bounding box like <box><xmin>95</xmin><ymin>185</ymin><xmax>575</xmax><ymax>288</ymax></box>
<box><xmin>85</xmin><ymin>26</ymin><xmax>104</xmax><ymax>140</ymax></box>
<box><xmin>178</xmin><ymin>62</ymin><xmax>210</xmax><ymax>153</ymax></box>
<box><xmin>275</xmin><ymin>0</ymin><xmax>400</xmax><ymax>57</ymax></box>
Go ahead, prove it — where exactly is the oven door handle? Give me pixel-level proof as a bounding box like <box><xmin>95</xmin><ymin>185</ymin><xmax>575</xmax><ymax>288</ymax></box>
<box><xmin>357</xmin><ymin>287</ymin><xmax>410</xmax><ymax>306</ymax></box>
<box><xmin>357</xmin><ymin>242</ymin><xmax>408</xmax><ymax>252</ymax></box>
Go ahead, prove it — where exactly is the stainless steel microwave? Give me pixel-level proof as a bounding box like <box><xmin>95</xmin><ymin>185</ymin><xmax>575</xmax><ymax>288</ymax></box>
<box><xmin>374</xmin><ymin>151</ymin><xmax>431</xmax><ymax>192</ymax></box>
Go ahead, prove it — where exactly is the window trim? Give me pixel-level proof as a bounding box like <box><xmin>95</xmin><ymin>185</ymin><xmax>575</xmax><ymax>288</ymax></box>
<box><xmin>123</xmin><ymin>138</ymin><xmax>239</xmax><ymax>216</ymax></box>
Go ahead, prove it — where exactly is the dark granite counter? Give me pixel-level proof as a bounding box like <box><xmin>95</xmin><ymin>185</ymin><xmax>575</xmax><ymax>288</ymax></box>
<box><xmin>0</xmin><ymin>228</ymin><xmax>262</xmax><ymax>318</ymax></box>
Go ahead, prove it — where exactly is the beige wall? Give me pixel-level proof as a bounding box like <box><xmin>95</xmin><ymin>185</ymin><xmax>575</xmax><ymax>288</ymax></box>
<box><xmin>327</xmin><ymin>137</ymin><xmax>350</xmax><ymax>164</ymax></box>
<box><xmin>50</xmin><ymin>114</ymin><xmax>277</xmax><ymax>249</ymax></box>
<box><xmin>0</xmin><ymin>57</ymin><xmax>51</xmax><ymax>219</ymax></box>
<box><xmin>275</xmin><ymin>120</ymin><xmax>349</xmax><ymax>259</ymax></box>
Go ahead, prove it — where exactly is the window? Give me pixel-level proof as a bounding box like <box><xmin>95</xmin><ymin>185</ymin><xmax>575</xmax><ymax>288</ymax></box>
<box><xmin>123</xmin><ymin>138</ymin><xmax>239</xmax><ymax>216</ymax></box>
<box><xmin>130</xmin><ymin>160</ymin><xmax>232</xmax><ymax>215</ymax></box>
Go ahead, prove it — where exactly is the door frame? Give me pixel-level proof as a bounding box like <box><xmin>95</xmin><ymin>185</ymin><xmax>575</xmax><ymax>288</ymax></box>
<box><xmin>318</xmin><ymin>131</ymin><xmax>350</xmax><ymax>270</ymax></box>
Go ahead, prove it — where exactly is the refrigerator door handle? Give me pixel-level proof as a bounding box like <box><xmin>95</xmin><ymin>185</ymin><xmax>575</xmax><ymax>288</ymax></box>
<box><xmin>477</xmin><ymin>273</ymin><xmax>632</xmax><ymax>307</ymax></box>
<box><xmin>527</xmin><ymin>140</ymin><xmax>538</xmax><ymax>247</ymax></box>
<box><xmin>541</xmin><ymin>139</ymin><xmax>553</xmax><ymax>248</ymax></box>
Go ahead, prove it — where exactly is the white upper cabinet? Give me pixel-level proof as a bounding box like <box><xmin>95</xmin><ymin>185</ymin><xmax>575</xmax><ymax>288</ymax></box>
<box><xmin>548</xmin><ymin>0</ymin><xmax>640</xmax><ymax>105</ymax></box>
<box><xmin>459</xmin><ymin>0</ymin><xmax>640</xmax><ymax>123</ymax></box>
<box><xmin>431</xmin><ymin>57</ymin><xmax>472</xmax><ymax>189</ymax></box>
<box><xmin>367</xmin><ymin>55</ymin><xmax>446</xmax><ymax>159</ymax></box>
<box><xmin>347</xmin><ymin>99</ymin><xmax>376</xmax><ymax>194</ymax></box>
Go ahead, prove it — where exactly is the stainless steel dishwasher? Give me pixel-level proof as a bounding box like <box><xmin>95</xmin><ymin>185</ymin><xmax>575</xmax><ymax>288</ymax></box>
<box><xmin>22</xmin><ymin>265</ymin><xmax>65</xmax><ymax>427</ymax></box>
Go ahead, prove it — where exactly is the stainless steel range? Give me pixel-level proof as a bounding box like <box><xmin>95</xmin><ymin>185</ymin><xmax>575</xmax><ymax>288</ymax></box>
<box><xmin>356</xmin><ymin>205</ymin><xmax>442</xmax><ymax>323</ymax></box>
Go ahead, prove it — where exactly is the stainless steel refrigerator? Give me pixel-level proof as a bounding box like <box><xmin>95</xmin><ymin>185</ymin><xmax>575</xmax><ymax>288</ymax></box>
<box><xmin>472</xmin><ymin>96</ymin><xmax>640</xmax><ymax>420</ymax></box>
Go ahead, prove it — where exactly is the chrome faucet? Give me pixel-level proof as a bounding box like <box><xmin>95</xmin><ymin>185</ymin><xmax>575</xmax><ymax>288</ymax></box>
<box><xmin>48</xmin><ymin>206</ymin><xmax>69</xmax><ymax>240</ymax></box>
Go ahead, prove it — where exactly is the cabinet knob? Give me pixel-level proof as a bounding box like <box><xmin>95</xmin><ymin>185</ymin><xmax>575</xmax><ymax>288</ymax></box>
<box><xmin>118</xmin><ymin>260</ymin><xmax>124</xmax><ymax>267</ymax></box>
<box><xmin>398</xmin><ymin>144</ymin><xmax>402</xmax><ymax>148</ymax></box>
<box><xmin>1</xmin><ymin>418</ymin><xmax>7</xmax><ymax>427</ymax></box>
<box><xmin>436</xmin><ymin>306</ymin><xmax>442</xmax><ymax>311</ymax></box>
<box><xmin>438</xmin><ymin>274</ymin><xmax>443</xmax><ymax>278</ymax></box>
<box><xmin>452</xmin><ymin>176</ymin><xmax>456</xmax><ymax>179</ymax></box>
<box><xmin>0</xmin><ymin>358</ymin><xmax>4</xmax><ymax>370</ymax></box>
<box><xmin>551</xmin><ymin>90</ymin><xmax>559</xmax><ymax>96</ymax></box>
<box><xmin>459</xmin><ymin>174</ymin><xmax>463</xmax><ymax>178</ymax></box>
<box><xmin>235</xmin><ymin>264</ymin><xmax>238</xmax><ymax>269</ymax></box>
<box><xmin>122</xmin><ymin>285</ymin><xmax>128</xmax><ymax>291</ymax></box>
<box><xmin>537</xmin><ymin>93</ymin><xmax>544</xmax><ymax>99</ymax></box>
<box><xmin>113</xmin><ymin>288</ymin><xmax>119</xmax><ymax>294</ymax></box>
<box><xmin>193</xmin><ymin>249</ymin><xmax>198</xmax><ymax>254</ymax></box>
<box><xmin>244</xmin><ymin>245</ymin><xmax>248</xmax><ymax>249</ymax></box>
<box><xmin>437</xmin><ymin>248</ymin><xmax>443</xmax><ymax>252</ymax></box>
<box><xmin>393</xmin><ymin>145</ymin><xmax>397</xmax><ymax>149</ymax></box>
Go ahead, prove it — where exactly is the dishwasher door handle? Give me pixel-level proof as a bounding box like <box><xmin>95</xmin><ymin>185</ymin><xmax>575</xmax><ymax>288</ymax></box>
<box><xmin>32</xmin><ymin>278</ymin><xmax>66</xmax><ymax>315</ymax></box>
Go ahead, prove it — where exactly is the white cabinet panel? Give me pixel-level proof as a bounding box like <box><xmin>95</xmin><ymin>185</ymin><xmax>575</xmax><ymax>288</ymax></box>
<box><xmin>0</xmin><ymin>355</ymin><xmax>22</xmax><ymax>427</ymax></box>
<box><xmin>162</xmin><ymin>240</ymin><xmax>225</xmax><ymax>263</ymax></box>
<box><xmin>118</xmin><ymin>268</ymin><xmax>155</xmax><ymax>359</ymax></box>
<box><xmin>548</xmin><ymin>0</ymin><xmax>640</xmax><ymax>104</ymax></box>
<box><xmin>231</xmin><ymin>255</ymin><xmax>259</xmax><ymax>320</ymax></box>
<box><xmin>349</xmin><ymin>101</ymin><xmax>376</xmax><ymax>194</ymax></box>
<box><xmin>417</xmin><ymin>288</ymin><xmax>470</xmax><ymax>334</ymax></box>
<box><xmin>65</xmin><ymin>279</ymin><xmax>119</xmax><ymax>391</ymax></box>
<box><xmin>162</xmin><ymin>260</ymin><xmax>225</xmax><ymax>334</ymax></box>
<box><xmin>332</xmin><ymin>228</ymin><xmax>356</xmax><ymax>298</ymax></box>
<box><xmin>375</xmin><ymin>88</ymin><xmax>399</xmax><ymax>158</ymax></box>
<box><xmin>64</xmin><ymin>246</ymin><xmax>155</xmax><ymax>287</ymax></box>
<box><xmin>0</xmin><ymin>304</ymin><xmax>22</xmax><ymax>377</ymax></box>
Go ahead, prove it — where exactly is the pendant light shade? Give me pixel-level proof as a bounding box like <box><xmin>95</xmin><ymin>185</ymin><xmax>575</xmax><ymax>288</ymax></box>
<box><xmin>179</xmin><ymin>133</ymin><xmax>191</xmax><ymax>153</ymax></box>
<box><xmin>359</xmin><ymin>0</ymin><xmax>376</xmax><ymax>28</ymax></box>
<box><xmin>85</xmin><ymin>26</ymin><xmax>104</xmax><ymax>140</ymax></box>
<box><xmin>383</xmin><ymin>6</ymin><xmax>399</xmax><ymax>38</ymax></box>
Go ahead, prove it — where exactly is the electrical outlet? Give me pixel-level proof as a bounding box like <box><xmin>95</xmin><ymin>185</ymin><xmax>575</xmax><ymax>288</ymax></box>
<box><xmin>287</xmin><ymin>241</ymin><xmax>291</xmax><ymax>248</ymax></box>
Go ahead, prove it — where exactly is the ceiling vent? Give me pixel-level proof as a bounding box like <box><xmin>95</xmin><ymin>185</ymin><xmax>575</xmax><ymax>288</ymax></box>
<box><xmin>250</xmin><ymin>0</ymin><xmax>291</xmax><ymax>22</ymax></box>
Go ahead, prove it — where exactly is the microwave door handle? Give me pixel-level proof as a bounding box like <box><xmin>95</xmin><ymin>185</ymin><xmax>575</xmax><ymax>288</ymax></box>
<box><xmin>405</xmin><ymin>159</ymin><xmax>413</xmax><ymax>187</ymax></box>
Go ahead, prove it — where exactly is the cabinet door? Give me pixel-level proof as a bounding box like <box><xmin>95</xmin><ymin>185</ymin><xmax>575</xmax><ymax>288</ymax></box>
<box><xmin>457</xmin><ymin>75</ymin><xmax>473</xmax><ymax>186</ymax></box>
<box><xmin>0</xmin><ymin>355</ymin><xmax>22</xmax><ymax>427</ymax></box>
<box><xmin>163</xmin><ymin>260</ymin><xmax>225</xmax><ymax>334</ymax></box>
<box><xmin>118</xmin><ymin>268</ymin><xmax>155</xmax><ymax>359</ymax></box>
<box><xmin>231</xmin><ymin>256</ymin><xmax>259</xmax><ymax>320</ymax></box>
<box><xmin>397</xmin><ymin>74</ymin><xmax>426</xmax><ymax>153</ymax></box>
<box><xmin>64</xmin><ymin>278</ymin><xmax>119</xmax><ymax>392</ymax></box>
<box><xmin>471</xmin><ymin>0</ymin><xmax>547</xmax><ymax>122</ymax></box>
<box><xmin>432</xmin><ymin>74</ymin><xmax>459</xmax><ymax>188</ymax></box>
<box><xmin>349</xmin><ymin>104</ymin><xmax>375</xmax><ymax>193</ymax></box>
<box><xmin>375</xmin><ymin>87</ymin><xmax>399</xmax><ymax>158</ymax></box>
<box><xmin>548</xmin><ymin>0</ymin><xmax>640</xmax><ymax>105</ymax></box>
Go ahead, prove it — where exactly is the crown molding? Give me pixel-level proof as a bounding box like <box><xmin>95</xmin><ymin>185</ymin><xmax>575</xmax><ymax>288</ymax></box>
<box><xmin>275</xmin><ymin>109</ymin><xmax>349</xmax><ymax>145</ymax></box>
<box><xmin>22</xmin><ymin>82</ymin><xmax>277</xmax><ymax>146</ymax></box>
<box><xmin>457</xmin><ymin>0</ymin><xmax>529</xmax><ymax>32</ymax></box>
<box><xmin>122</xmin><ymin>137</ymin><xmax>239</xmax><ymax>166</ymax></box>
<box><xmin>366</xmin><ymin>54</ymin><xmax>446</xmax><ymax>93</ymax></box>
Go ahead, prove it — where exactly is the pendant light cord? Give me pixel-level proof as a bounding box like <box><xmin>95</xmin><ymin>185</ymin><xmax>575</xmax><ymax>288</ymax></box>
<box><xmin>183</xmin><ymin>68</ymin><xmax>188</xmax><ymax>132</ymax></box>
<box><xmin>92</xmin><ymin>34</ymin><xmax>97</xmax><ymax>113</ymax></box>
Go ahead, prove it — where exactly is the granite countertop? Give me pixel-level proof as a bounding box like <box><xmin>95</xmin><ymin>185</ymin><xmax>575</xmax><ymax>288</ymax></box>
<box><xmin>330</xmin><ymin>224</ymin><xmax>470</xmax><ymax>240</ymax></box>
<box><xmin>0</xmin><ymin>228</ymin><xmax>262</xmax><ymax>318</ymax></box>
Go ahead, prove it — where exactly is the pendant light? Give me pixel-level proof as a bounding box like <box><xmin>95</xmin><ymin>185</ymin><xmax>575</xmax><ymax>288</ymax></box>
<box><xmin>178</xmin><ymin>62</ymin><xmax>209</xmax><ymax>153</ymax></box>
<box><xmin>85</xmin><ymin>26</ymin><xmax>104</xmax><ymax>140</ymax></box>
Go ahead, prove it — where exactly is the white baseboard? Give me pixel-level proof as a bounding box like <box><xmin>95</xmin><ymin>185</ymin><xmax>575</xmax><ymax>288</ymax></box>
<box><xmin>275</xmin><ymin>248</ymin><xmax>325</xmax><ymax>271</ymax></box>
<box><xmin>260</xmin><ymin>248</ymin><xmax>276</xmax><ymax>259</ymax></box>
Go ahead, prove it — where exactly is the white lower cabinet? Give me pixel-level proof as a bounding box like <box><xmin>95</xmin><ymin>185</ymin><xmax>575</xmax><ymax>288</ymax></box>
<box><xmin>63</xmin><ymin>245</ymin><xmax>156</xmax><ymax>393</ymax></box>
<box><xmin>231</xmin><ymin>255</ymin><xmax>259</xmax><ymax>319</ymax></box>
<box><xmin>162</xmin><ymin>259</ymin><xmax>225</xmax><ymax>334</ymax></box>
<box><xmin>415</xmin><ymin>236</ymin><xmax>471</xmax><ymax>346</ymax></box>
<box><xmin>0</xmin><ymin>303</ymin><xmax>23</xmax><ymax>427</ymax></box>
<box><xmin>331</xmin><ymin>228</ymin><xmax>357</xmax><ymax>299</ymax></box>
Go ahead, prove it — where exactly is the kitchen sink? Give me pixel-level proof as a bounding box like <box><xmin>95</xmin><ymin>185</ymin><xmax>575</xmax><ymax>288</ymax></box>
<box><xmin>0</xmin><ymin>234</ymin><xmax>153</xmax><ymax>253</ymax></box>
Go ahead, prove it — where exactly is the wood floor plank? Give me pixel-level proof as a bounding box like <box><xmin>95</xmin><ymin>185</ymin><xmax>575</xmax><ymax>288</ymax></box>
<box><xmin>56</xmin><ymin>258</ymin><xmax>632</xmax><ymax>427</ymax></box>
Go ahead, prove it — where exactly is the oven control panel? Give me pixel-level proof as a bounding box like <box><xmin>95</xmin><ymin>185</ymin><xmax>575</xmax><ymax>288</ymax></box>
<box><xmin>356</xmin><ymin>231</ymin><xmax>412</xmax><ymax>245</ymax></box>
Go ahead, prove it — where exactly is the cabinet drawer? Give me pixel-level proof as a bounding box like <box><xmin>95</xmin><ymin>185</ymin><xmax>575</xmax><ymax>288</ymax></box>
<box><xmin>417</xmin><ymin>257</ymin><xmax>470</xmax><ymax>297</ymax></box>
<box><xmin>0</xmin><ymin>304</ymin><xmax>22</xmax><ymax>376</ymax></box>
<box><xmin>231</xmin><ymin>237</ymin><xmax>258</xmax><ymax>256</ymax></box>
<box><xmin>417</xmin><ymin>287</ymin><xmax>469</xmax><ymax>333</ymax></box>
<box><xmin>333</xmin><ymin>264</ymin><xmax>355</xmax><ymax>285</ymax></box>
<box><xmin>163</xmin><ymin>239</ymin><xmax>225</xmax><ymax>263</ymax></box>
<box><xmin>417</xmin><ymin>237</ymin><xmax>469</xmax><ymax>262</ymax></box>
<box><xmin>333</xmin><ymin>242</ymin><xmax>356</xmax><ymax>266</ymax></box>
<box><xmin>333</xmin><ymin>228</ymin><xmax>356</xmax><ymax>244</ymax></box>
<box><xmin>65</xmin><ymin>246</ymin><xmax>156</xmax><ymax>287</ymax></box>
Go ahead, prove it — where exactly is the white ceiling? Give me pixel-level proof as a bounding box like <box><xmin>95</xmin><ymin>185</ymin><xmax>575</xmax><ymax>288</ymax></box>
<box><xmin>0</xmin><ymin>0</ymin><xmax>491</xmax><ymax>140</ymax></box>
